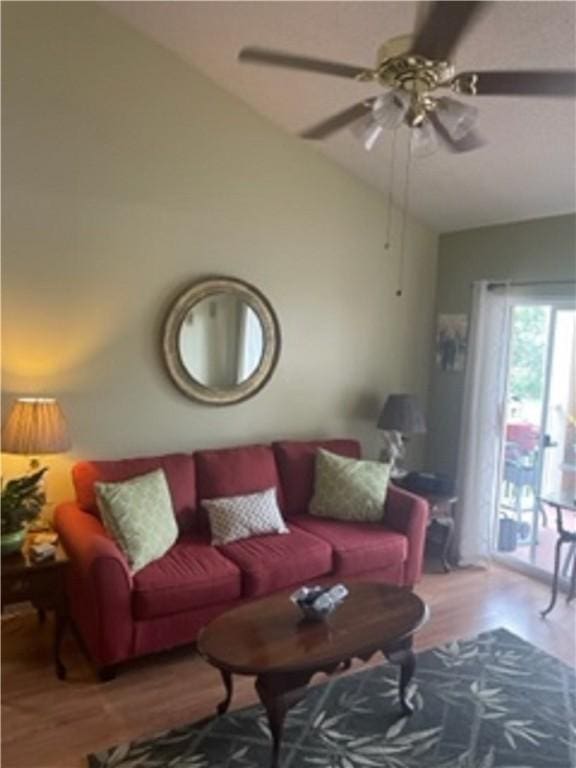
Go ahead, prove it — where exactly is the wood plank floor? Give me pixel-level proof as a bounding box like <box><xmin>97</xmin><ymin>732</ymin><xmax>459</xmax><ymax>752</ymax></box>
<box><xmin>2</xmin><ymin>563</ymin><xmax>574</xmax><ymax>768</ymax></box>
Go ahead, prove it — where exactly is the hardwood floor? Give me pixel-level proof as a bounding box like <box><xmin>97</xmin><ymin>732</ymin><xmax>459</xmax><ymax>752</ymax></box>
<box><xmin>2</xmin><ymin>563</ymin><xmax>574</xmax><ymax>768</ymax></box>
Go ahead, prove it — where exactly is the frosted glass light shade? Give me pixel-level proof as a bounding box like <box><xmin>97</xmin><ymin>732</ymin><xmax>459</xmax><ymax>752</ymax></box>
<box><xmin>435</xmin><ymin>97</ymin><xmax>479</xmax><ymax>141</ymax></box>
<box><xmin>351</xmin><ymin>90</ymin><xmax>410</xmax><ymax>151</ymax></box>
<box><xmin>372</xmin><ymin>91</ymin><xmax>410</xmax><ymax>130</ymax></box>
<box><xmin>411</xmin><ymin>118</ymin><xmax>439</xmax><ymax>157</ymax></box>
<box><xmin>350</xmin><ymin>114</ymin><xmax>384</xmax><ymax>151</ymax></box>
<box><xmin>1</xmin><ymin>398</ymin><xmax>71</xmax><ymax>455</ymax></box>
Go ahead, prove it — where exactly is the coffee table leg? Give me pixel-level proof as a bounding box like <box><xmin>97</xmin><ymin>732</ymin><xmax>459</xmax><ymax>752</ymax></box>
<box><xmin>385</xmin><ymin>640</ymin><xmax>416</xmax><ymax>716</ymax></box>
<box><xmin>255</xmin><ymin>675</ymin><xmax>287</xmax><ymax>768</ymax></box>
<box><xmin>217</xmin><ymin>670</ymin><xmax>233</xmax><ymax>715</ymax></box>
<box><xmin>255</xmin><ymin>671</ymin><xmax>312</xmax><ymax>768</ymax></box>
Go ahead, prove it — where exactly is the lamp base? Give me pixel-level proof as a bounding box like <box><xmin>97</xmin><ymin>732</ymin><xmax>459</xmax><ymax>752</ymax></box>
<box><xmin>379</xmin><ymin>430</ymin><xmax>406</xmax><ymax>466</ymax></box>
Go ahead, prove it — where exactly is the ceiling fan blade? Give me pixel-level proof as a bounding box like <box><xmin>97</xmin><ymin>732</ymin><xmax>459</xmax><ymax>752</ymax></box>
<box><xmin>429</xmin><ymin>112</ymin><xmax>486</xmax><ymax>153</ymax></box>
<box><xmin>456</xmin><ymin>69</ymin><xmax>576</xmax><ymax>97</ymax></box>
<box><xmin>411</xmin><ymin>2</ymin><xmax>486</xmax><ymax>61</ymax></box>
<box><xmin>301</xmin><ymin>101</ymin><xmax>375</xmax><ymax>140</ymax></box>
<box><xmin>238</xmin><ymin>47</ymin><xmax>371</xmax><ymax>80</ymax></box>
<box><xmin>413</xmin><ymin>2</ymin><xmax>430</xmax><ymax>35</ymax></box>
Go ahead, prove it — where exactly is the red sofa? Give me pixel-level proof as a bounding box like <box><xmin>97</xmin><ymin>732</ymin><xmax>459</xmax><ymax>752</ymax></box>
<box><xmin>55</xmin><ymin>439</ymin><xmax>428</xmax><ymax>677</ymax></box>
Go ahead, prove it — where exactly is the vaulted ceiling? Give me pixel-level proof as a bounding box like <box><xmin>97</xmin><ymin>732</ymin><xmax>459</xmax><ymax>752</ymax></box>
<box><xmin>106</xmin><ymin>1</ymin><xmax>576</xmax><ymax>232</ymax></box>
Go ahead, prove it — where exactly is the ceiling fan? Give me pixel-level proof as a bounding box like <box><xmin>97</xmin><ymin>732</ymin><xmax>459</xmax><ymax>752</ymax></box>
<box><xmin>238</xmin><ymin>1</ymin><xmax>576</xmax><ymax>156</ymax></box>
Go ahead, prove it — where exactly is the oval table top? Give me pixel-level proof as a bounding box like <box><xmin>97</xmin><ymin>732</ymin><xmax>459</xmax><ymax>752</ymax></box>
<box><xmin>197</xmin><ymin>582</ymin><xmax>428</xmax><ymax>676</ymax></box>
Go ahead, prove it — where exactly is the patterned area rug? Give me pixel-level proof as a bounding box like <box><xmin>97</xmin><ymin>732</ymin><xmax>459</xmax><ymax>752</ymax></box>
<box><xmin>88</xmin><ymin>629</ymin><xmax>575</xmax><ymax>768</ymax></box>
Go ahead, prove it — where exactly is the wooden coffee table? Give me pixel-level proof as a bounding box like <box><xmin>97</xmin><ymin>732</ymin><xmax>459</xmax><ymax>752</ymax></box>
<box><xmin>198</xmin><ymin>582</ymin><xmax>428</xmax><ymax>767</ymax></box>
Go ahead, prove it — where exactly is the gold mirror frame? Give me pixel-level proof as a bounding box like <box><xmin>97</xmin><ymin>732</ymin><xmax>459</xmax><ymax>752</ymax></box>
<box><xmin>162</xmin><ymin>276</ymin><xmax>281</xmax><ymax>405</ymax></box>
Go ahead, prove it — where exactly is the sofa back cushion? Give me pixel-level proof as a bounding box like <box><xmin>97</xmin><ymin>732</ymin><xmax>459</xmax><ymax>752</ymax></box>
<box><xmin>95</xmin><ymin>469</ymin><xmax>179</xmax><ymax>574</ymax></box>
<box><xmin>73</xmin><ymin>453</ymin><xmax>197</xmax><ymax>530</ymax></box>
<box><xmin>309</xmin><ymin>449</ymin><xmax>390</xmax><ymax>523</ymax></box>
<box><xmin>195</xmin><ymin>444</ymin><xmax>283</xmax><ymax>507</ymax></box>
<box><xmin>272</xmin><ymin>439</ymin><xmax>361</xmax><ymax>517</ymax></box>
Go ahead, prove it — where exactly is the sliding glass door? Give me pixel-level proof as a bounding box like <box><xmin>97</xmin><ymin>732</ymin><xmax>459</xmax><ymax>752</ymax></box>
<box><xmin>496</xmin><ymin>300</ymin><xmax>576</xmax><ymax>581</ymax></box>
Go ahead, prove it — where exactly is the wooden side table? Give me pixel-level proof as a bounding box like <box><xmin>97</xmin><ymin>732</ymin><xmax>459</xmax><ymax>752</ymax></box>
<box><xmin>393</xmin><ymin>480</ymin><xmax>457</xmax><ymax>572</ymax></box>
<box><xmin>1</xmin><ymin>541</ymin><xmax>69</xmax><ymax>679</ymax></box>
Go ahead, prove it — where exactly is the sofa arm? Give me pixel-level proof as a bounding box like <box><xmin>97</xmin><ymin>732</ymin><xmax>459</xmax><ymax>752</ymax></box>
<box><xmin>385</xmin><ymin>485</ymin><xmax>428</xmax><ymax>586</ymax></box>
<box><xmin>54</xmin><ymin>502</ymin><xmax>134</xmax><ymax>667</ymax></box>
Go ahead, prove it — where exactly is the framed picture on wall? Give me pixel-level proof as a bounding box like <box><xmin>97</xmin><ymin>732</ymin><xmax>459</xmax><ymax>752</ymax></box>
<box><xmin>436</xmin><ymin>314</ymin><xmax>468</xmax><ymax>372</ymax></box>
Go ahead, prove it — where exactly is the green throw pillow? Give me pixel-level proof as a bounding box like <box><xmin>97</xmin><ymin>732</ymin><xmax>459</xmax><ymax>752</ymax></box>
<box><xmin>310</xmin><ymin>449</ymin><xmax>391</xmax><ymax>523</ymax></box>
<box><xmin>95</xmin><ymin>469</ymin><xmax>178</xmax><ymax>574</ymax></box>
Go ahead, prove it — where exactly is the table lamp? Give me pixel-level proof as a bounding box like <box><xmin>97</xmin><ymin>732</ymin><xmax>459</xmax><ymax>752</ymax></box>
<box><xmin>2</xmin><ymin>397</ymin><xmax>71</xmax><ymax>531</ymax></box>
<box><xmin>377</xmin><ymin>394</ymin><xmax>426</xmax><ymax>472</ymax></box>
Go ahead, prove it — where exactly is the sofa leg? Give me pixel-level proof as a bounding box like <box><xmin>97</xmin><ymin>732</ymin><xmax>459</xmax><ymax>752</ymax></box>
<box><xmin>98</xmin><ymin>665</ymin><xmax>117</xmax><ymax>682</ymax></box>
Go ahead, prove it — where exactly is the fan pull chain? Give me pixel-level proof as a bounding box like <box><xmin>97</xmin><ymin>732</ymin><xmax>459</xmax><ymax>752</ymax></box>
<box><xmin>396</xmin><ymin>134</ymin><xmax>413</xmax><ymax>297</ymax></box>
<box><xmin>384</xmin><ymin>128</ymin><xmax>398</xmax><ymax>250</ymax></box>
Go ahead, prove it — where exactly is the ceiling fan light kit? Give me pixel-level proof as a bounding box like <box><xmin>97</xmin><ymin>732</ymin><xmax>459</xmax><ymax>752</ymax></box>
<box><xmin>349</xmin><ymin>89</ymin><xmax>479</xmax><ymax>158</ymax></box>
<box><xmin>347</xmin><ymin>36</ymin><xmax>483</xmax><ymax>157</ymax></box>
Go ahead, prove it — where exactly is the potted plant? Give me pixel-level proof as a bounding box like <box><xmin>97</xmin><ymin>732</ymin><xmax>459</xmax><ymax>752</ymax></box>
<box><xmin>1</xmin><ymin>467</ymin><xmax>47</xmax><ymax>555</ymax></box>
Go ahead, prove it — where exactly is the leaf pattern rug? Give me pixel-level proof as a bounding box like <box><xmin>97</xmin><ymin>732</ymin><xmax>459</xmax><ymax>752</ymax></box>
<box><xmin>88</xmin><ymin>628</ymin><xmax>575</xmax><ymax>768</ymax></box>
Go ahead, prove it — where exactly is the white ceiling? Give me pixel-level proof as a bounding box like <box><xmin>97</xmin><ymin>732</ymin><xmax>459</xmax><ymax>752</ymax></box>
<box><xmin>105</xmin><ymin>1</ymin><xmax>576</xmax><ymax>233</ymax></box>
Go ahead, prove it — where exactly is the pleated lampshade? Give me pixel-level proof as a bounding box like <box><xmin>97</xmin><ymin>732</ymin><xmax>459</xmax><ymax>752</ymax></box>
<box><xmin>1</xmin><ymin>398</ymin><xmax>71</xmax><ymax>455</ymax></box>
<box><xmin>377</xmin><ymin>394</ymin><xmax>426</xmax><ymax>435</ymax></box>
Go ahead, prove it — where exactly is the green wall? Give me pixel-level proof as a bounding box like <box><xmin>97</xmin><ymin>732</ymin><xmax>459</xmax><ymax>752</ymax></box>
<box><xmin>427</xmin><ymin>213</ymin><xmax>576</xmax><ymax>477</ymax></box>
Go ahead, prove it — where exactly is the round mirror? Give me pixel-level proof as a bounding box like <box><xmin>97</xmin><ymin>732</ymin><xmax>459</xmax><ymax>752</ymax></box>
<box><xmin>163</xmin><ymin>277</ymin><xmax>281</xmax><ymax>405</ymax></box>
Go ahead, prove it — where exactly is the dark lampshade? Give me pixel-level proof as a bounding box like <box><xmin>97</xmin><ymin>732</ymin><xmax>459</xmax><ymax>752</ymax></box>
<box><xmin>1</xmin><ymin>397</ymin><xmax>71</xmax><ymax>455</ymax></box>
<box><xmin>377</xmin><ymin>394</ymin><xmax>426</xmax><ymax>435</ymax></box>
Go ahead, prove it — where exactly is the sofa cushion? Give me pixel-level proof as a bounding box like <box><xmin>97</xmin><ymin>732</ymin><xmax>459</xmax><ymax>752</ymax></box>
<box><xmin>132</xmin><ymin>535</ymin><xmax>242</xmax><ymax>620</ymax></box>
<box><xmin>218</xmin><ymin>524</ymin><xmax>333</xmax><ymax>598</ymax></box>
<box><xmin>293</xmin><ymin>515</ymin><xmax>407</xmax><ymax>577</ymax></box>
<box><xmin>96</xmin><ymin>469</ymin><xmax>178</xmax><ymax>574</ymax></box>
<box><xmin>204</xmin><ymin>488</ymin><xmax>289</xmax><ymax>545</ymax></box>
<box><xmin>73</xmin><ymin>453</ymin><xmax>197</xmax><ymax>530</ymax></box>
<box><xmin>196</xmin><ymin>444</ymin><xmax>284</xmax><ymax>508</ymax></box>
<box><xmin>310</xmin><ymin>449</ymin><xmax>391</xmax><ymax>523</ymax></box>
<box><xmin>272</xmin><ymin>439</ymin><xmax>361</xmax><ymax>517</ymax></box>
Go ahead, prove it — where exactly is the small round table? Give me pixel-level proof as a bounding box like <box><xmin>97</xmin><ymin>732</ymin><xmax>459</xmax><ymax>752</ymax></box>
<box><xmin>539</xmin><ymin>493</ymin><xmax>576</xmax><ymax>618</ymax></box>
<box><xmin>391</xmin><ymin>480</ymin><xmax>457</xmax><ymax>573</ymax></box>
<box><xmin>198</xmin><ymin>582</ymin><xmax>428</xmax><ymax>768</ymax></box>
